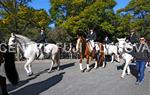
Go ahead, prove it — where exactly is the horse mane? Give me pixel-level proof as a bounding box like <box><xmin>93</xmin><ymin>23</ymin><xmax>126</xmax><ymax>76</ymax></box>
<box><xmin>79</xmin><ymin>36</ymin><xmax>86</xmax><ymax>43</ymax></box>
<box><xmin>78</xmin><ymin>36</ymin><xmax>86</xmax><ymax>57</ymax></box>
<box><xmin>15</xmin><ymin>34</ymin><xmax>34</xmax><ymax>43</ymax></box>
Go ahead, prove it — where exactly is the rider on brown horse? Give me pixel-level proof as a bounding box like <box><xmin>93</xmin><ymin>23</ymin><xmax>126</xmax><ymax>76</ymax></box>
<box><xmin>86</xmin><ymin>29</ymin><xmax>97</xmax><ymax>57</ymax></box>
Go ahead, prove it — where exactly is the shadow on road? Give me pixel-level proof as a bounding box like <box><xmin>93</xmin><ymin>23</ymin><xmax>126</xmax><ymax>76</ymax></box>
<box><xmin>7</xmin><ymin>68</ymin><xmax>48</xmax><ymax>92</ymax></box>
<box><xmin>7</xmin><ymin>62</ymin><xmax>74</xmax><ymax>93</ymax></box>
<box><xmin>55</xmin><ymin>62</ymin><xmax>75</xmax><ymax>70</ymax></box>
<box><xmin>10</xmin><ymin>72</ymin><xmax>65</xmax><ymax>95</ymax></box>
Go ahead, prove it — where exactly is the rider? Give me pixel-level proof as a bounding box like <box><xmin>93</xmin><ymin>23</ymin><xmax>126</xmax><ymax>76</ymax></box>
<box><xmin>127</xmin><ymin>29</ymin><xmax>140</xmax><ymax>44</ymax></box>
<box><xmin>104</xmin><ymin>35</ymin><xmax>111</xmax><ymax>44</ymax></box>
<box><xmin>86</xmin><ymin>29</ymin><xmax>96</xmax><ymax>54</ymax></box>
<box><xmin>36</xmin><ymin>27</ymin><xmax>48</xmax><ymax>54</ymax></box>
<box><xmin>103</xmin><ymin>34</ymin><xmax>111</xmax><ymax>54</ymax></box>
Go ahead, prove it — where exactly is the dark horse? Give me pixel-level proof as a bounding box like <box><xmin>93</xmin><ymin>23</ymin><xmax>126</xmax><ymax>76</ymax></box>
<box><xmin>0</xmin><ymin>44</ymin><xmax>19</xmax><ymax>95</ymax></box>
<box><xmin>76</xmin><ymin>36</ymin><xmax>104</xmax><ymax>72</ymax></box>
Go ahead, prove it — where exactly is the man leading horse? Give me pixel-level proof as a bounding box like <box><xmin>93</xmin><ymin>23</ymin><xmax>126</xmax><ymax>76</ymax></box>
<box><xmin>0</xmin><ymin>44</ymin><xmax>19</xmax><ymax>95</ymax></box>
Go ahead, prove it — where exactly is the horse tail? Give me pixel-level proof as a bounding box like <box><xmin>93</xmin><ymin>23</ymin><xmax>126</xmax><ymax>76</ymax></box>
<box><xmin>4</xmin><ymin>50</ymin><xmax>19</xmax><ymax>85</ymax></box>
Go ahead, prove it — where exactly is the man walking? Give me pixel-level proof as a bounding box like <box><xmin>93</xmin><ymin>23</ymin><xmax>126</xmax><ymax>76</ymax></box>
<box><xmin>133</xmin><ymin>37</ymin><xmax>150</xmax><ymax>85</ymax></box>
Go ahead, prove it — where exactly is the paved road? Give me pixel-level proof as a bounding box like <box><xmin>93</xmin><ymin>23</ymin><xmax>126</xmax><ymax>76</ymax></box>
<box><xmin>0</xmin><ymin>59</ymin><xmax>150</xmax><ymax>95</ymax></box>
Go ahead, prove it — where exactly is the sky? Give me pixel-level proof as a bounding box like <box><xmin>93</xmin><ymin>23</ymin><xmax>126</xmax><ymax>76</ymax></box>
<box><xmin>29</xmin><ymin>0</ymin><xmax>130</xmax><ymax>13</ymax></box>
<box><xmin>29</xmin><ymin>0</ymin><xmax>50</xmax><ymax>13</ymax></box>
<box><xmin>29</xmin><ymin>0</ymin><xmax>130</xmax><ymax>27</ymax></box>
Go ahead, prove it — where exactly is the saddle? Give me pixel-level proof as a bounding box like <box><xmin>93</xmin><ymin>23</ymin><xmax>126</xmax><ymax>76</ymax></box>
<box><xmin>36</xmin><ymin>44</ymin><xmax>46</xmax><ymax>59</ymax></box>
<box><xmin>37</xmin><ymin>43</ymin><xmax>48</xmax><ymax>47</ymax></box>
<box><xmin>87</xmin><ymin>42</ymin><xmax>101</xmax><ymax>58</ymax></box>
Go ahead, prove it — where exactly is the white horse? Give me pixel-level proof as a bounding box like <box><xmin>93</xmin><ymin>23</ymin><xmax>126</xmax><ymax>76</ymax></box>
<box><xmin>117</xmin><ymin>38</ymin><xmax>134</xmax><ymax>78</ymax></box>
<box><xmin>102</xmin><ymin>44</ymin><xmax>120</xmax><ymax>67</ymax></box>
<box><xmin>8</xmin><ymin>33</ymin><xmax>60</xmax><ymax>76</ymax></box>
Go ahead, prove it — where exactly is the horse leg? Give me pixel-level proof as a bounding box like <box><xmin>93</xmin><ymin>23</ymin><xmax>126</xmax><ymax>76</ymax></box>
<box><xmin>56</xmin><ymin>58</ymin><xmax>60</xmax><ymax>71</ymax></box>
<box><xmin>145</xmin><ymin>62</ymin><xmax>149</xmax><ymax>68</ymax></box>
<box><xmin>28</xmin><ymin>64</ymin><xmax>33</xmax><ymax>75</ymax></box>
<box><xmin>0</xmin><ymin>76</ymin><xmax>9</xmax><ymax>95</ymax></box>
<box><xmin>48</xmin><ymin>60</ymin><xmax>54</xmax><ymax>73</ymax></box>
<box><xmin>86</xmin><ymin>55</ymin><xmax>90</xmax><ymax>72</ymax></box>
<box><xmin>48</xmin><ymin>55</ymin><xmax>55</xmax><ymax>73</ymax></box>
<box><xmin>102</xmin><ymin>56</ymin><xmax>106</xmax><ymax>68</ymax></box>
<box><xmin>121</xmin><ymin>60</ymin><xmax>130</xmax><ymax>78</ymax></box>
<box><xmin>56</xmin><ymin>52</ymin><xmax>60</xmax><ymax>71</ymax></box>
<box><xmin>127</xmin><ymin>65</ymin><xmax>131</xmax><ymax>75</ymax></box>
<box><xmin>79</xmin><ymin>55</ymin><xmax>83</xmax><ymax>72</ymax></box>
<box><xmin>24</xmin><ymin>58</ymin><xmax>34</xmax><ymax>76</ymax></box>
<box><xmin>116</xmin><ymin>54</ymin><xmax>120</xmax><ymax>63</ymax></box>
<box><xmin>111</xmin><ymin>54</ymin><xmax>114</xmax><ymax>63</ymax></box>
<box><xmin>94</xmin><ymin>61</ymin><xmax>98</xmax><ymax>69</ymax></box>
<box><xmin>94</xmin><ymin>52</ymin><xmax>100</xmax><ymax>69</ymax></box>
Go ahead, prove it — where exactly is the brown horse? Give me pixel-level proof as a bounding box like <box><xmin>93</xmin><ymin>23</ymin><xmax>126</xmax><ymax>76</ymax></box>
<box><xmin>0</xmin><ymin>45</ymin><xmax>19</xmax><ymax>95</ymax></box>
<box><xmin>76</xmin><ymin>36</ymin><xmax>104</xmax><ymax>72</ymax></box>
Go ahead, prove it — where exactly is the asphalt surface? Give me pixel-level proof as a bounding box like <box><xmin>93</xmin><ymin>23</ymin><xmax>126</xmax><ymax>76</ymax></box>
<box><xmin>0</xmin><ymin>59</ymin><xmax>150</xmax><ymax>95</ymax></box>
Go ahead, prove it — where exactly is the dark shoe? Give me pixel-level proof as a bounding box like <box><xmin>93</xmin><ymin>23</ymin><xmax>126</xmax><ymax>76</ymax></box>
<box><xmin>138</xmin><ymin>81</ymin><xmax>144</xmax><ymax>86</ymax></box>
<box><xmin>135</xmin><ymin>81</ymin><xmax>139</xmax><ymax>85</ymax></box>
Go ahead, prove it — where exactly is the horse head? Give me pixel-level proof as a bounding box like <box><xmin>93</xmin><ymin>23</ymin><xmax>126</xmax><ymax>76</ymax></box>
<box><xmin>8</xmin><ymin>33</ymin><xmax>34</xmax><ymax>46</ymax></box>
<box><xmin>117</xmin><ymin>38</ymin><xmax>126</xmax><ymax>53</ymax></box>
<box><xmin>76</xmin><ymin>36</ymin><xmax>86</xmax><ymax>52</ymax></box>
<box><xmin>117</xmin><ymin>38</ymin><xmax>133</xmax><ymax>53</ymax></box>
<box><xmin>8</xmin><ymin>33</ymin><xmax>17</xmax><ymax>46</ymax></box>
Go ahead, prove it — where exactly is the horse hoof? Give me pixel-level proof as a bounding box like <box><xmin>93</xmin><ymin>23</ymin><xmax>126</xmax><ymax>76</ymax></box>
<box><xmin>127</xmin><ymin>73</ymin><xmax>131</xmax><ymax>75</ymax></box>
<box><xmin>94</xmin><ymin>67</ymin><xmax>97</xmax><ymax>70</ymax></box>
<box><xmin>80</xmin><ymin>70</ymin><xmax>84</xmax><ymax>72</ymax></box>
<box><xmin>27</xmin><ymin>73</ymin><xmax>33</xmax><ymax>77</ymax></box>
<box><xmin>120</xmin><ymin>76</ymin><xmax>124</xmax><ymax>79</ymax></box>
<box><xmin>48</xmin><ymin>70</ymin><xmax>51</xmax><ymax>73</ymax></box>
<box><xmin>57</xmin><ymin>68</ymin><xmax>60</xmax><ymax>71</ymax></box>
<box><xmin>30</xmin><ymin>72</ymin><xmax>33</xmax><ymax>75</ymax></box>
<box><xmin>86</xmin><ymin>69</ymin><xmax>90</xmax><ymax>72</ymax></box>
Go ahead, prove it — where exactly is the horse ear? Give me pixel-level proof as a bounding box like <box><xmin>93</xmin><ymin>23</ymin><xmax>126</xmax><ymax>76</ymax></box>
<box><xmin>11</xmin><ymin>33</ymin><xmax>15</xmax><ymax>37</ymax></box>
<box><xmin>117</xmin><ymin>38</ymin><xmax>119</xmax><ymax>41</ymax></box>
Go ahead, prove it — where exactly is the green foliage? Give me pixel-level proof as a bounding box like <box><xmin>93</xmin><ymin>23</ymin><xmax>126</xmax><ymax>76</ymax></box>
<box><xmin>50</xmin><ymin>0</ymin><xmax>117</xmax><ymax>39</ymax></box>
<box><xmin>0</xmin><ymin>0</ymin><xmax>50</xmax><ymax>42</ymax></box>
<box><xmin>0</xmin><ymin>0</ymin><xmax>150</xmax><ymax>42</ymax></box>
<box><xmin>47</xmin><ymin>28</ymin><xmax>71</xmax><ymax>43</ymax></box>
<box><xmin>118</xmin><ymin>0</ymin><xmax>150</xmax><ymax>39</ymax></box>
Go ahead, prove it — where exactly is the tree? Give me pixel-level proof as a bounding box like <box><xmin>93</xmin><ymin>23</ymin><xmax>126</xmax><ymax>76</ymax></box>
<box><xmin>0</xmin><ymin>0</ymin><xmax>32</xmax><ymax>32</ymax></box>
<box><xmin>0</xmin><ymin>0</ymin><xmax>50</xmax><ymax>41</ymax></box>
<box><xmin>117</xmin><ymin>0</ymin><xmax>150</xmax><ymax>38</ymax></box>
<box><xmin>50</xmin><ymin>0</ymin><xmax>117</xmax><ymax>41</ymax></box>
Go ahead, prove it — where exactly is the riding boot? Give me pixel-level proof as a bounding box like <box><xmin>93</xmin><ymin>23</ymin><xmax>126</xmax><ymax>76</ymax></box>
<box><xmin>0</xmin><ymin>76</ymin><xmax>9</xmax><ymax>95</ymax></box>
<box><xmin>41</xmin><ymin>45</ymin><xmax>45</xmax><ymax>55</ymax></box>
<box><xmin>92</xmin><ymin>47</ymin><xmax>96</xmax><ymax>58</ymax></box>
